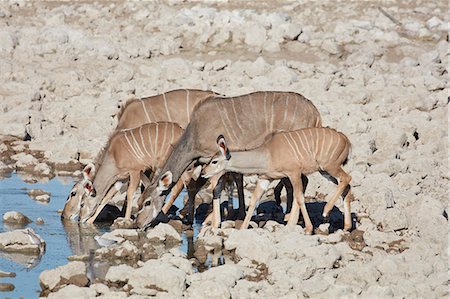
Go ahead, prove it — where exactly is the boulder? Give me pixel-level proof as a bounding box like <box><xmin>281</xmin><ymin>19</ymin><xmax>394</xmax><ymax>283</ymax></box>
<box><xmin>3</xmin><ymin>211</ymin><xmax>32</xmax><ymax>225</ymax></box>
<box><xmin>186</xmin><ymin>280</ymin><xmax>230</xmax><ymax>299</ymax></box>
<box><xmin>224</xmin><ymin>229</ymin><xmax>276</xmax><ymax>264</ymax></box>
<box><xmin>47</xmin><ymin>284</ymin><xmax>97</xmax><ymax>298</ymax></box>
<box><xmin>39</xmin><ymin>261</ymin><xmax>88</xmax><ymax>292</ymax></box>
<box><xmin>146</xmin><ymin>223</ymin><xmax>181</xmax><ymax>244</ymax></box>
<box><xmin>107</xmin><ymin>259</ymin><xmax>186</xmax><ymax>297</ymax></box>
<box><xmin>0</xmin><ymin>228</ymin><xmax>44</xmax><ymax>254</ymax></box>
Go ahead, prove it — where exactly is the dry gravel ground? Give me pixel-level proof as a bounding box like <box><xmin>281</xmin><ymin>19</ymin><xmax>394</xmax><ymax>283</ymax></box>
<box><xmin>0</xmin><ymin>0</ymin><xmax>448</xmax><ymax>298</ymax></box>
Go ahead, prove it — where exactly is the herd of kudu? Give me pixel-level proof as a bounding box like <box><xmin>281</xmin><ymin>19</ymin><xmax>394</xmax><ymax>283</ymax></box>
<box><xmin>62</xmin><ymin>89</ymin><xmax>352</xmax><ymax>235</ymax></box>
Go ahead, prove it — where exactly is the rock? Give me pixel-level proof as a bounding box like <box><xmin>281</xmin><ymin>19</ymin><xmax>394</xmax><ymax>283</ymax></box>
<box><xmin>33</xmin><ymin>163</ymin><xmax>52</xmax><ymax>176</ymax></box>
<box><xmin>39</xmin><ymin>261</ymin><xmax>88</xmax><ymax>292</ymax></box>
<box><xmin>13</xmin><ymin>153</ymin><xmax>38</xmax><ymax>169</ymax></box>
<box><xmin>0</xmin><ymin>283</ymin><xmax>15</xmax><ymax>292</ymax></box>
<box><xmin>106</xmin><ymin>259</ymin><xmax>186</xmax><ymax>296</ymax></box>
<box><xmin>372</xmin><ymin>207</ymin><xmax>408</xmax><ymax>231</ymax></box>
<box><xmin>426</xmin><ymin>17</ymin><xmax>443</xmax><ymax>30</ymax></box>
<box><xmin>146</xmin><ymin>223</ymin><xmax>181</xmax><ymax>244</ymax></box>
<box><xmin>35</xmin><ymin>194</ymin><xmax>50</xmax><ymax>203</ymax></box>
<box><xmin>162</xmin><ymin>58</ymin><xmax>191</xmax><ymax>81</ymax></box>
<box><xmin>321</xmin><ymin>39</ymin><xmax>341</xmax><ymax>55</ymax></box>
<box><xmin>36</xmin><ymin>217</ymin><xmax>44</xmax><ymax>225</ymax></box>
<box><xmin>27</xmin><ymin>189</ymin><xmax>51</xmax><ymax>199</ymax></box>
<box><xmin>244</xmin><ymin>23</ymin><xmax>267</xmax><ymax>49</ymax></box>
<box><xmin>2</xmin><ymin>211</ymin><xmax>32</xmax><ymax>225</ymax></box>
<box><xmin>47</xmin><ymin>284</ymin><xmax>97</xmax><ymax>299</ymax></box>
<box><xmin>186</xmin><ymin>280</ymin><xmax>230</xmax><ymax>299</ymax></box>
<box><xmin>188</xmin><ymin>264</ymin><xmax>243</xmax><ymax>288</ymax></box>
<box><xmin>111</xmin><ymin>217</ymin><xmax>135</xmax><ymax>229</ymax></box>
<box><xmin>0</xmin><ymin>270</ymin><xmax>16</xmax><ymax>278</ymax></box>
<box><xmin>96</xmin><ymin>240</ymin><xmax>139</xmax><ymax>261</ymax></box>
<box><xmin>224</xmin><ymin>229</ymin><xmax>276</xmax><ymax>264</ymax></box>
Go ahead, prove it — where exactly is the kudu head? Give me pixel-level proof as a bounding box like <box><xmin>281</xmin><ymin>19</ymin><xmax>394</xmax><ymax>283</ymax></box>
<box><xmin>135</xmin><ymin>162</ymin><xmax>202</xmax><ymax>229</ymax></box>
<box><xmin>202</xmin><ymin>135</ymin><xmax>231</xmax><ymax>179</ymax></box>
<box><xmin>61</xmin><ymin>163</ymin><xmax>96</xmax><ymax>220</ymax></box>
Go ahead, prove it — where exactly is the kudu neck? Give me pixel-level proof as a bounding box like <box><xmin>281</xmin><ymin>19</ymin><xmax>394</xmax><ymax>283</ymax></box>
<box><xmin>92</xmin><ymin>156</ymin><xmax>118</xmax><ymax>199</ymax></box>
<box><xmin>225</xmin><ymin>147</ymin><xmax>270</xmax><ymax>174</ymax></box>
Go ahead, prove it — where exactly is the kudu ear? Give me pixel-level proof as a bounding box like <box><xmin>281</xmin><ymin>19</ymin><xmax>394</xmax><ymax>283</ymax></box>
<box><xmin>82</xmin><ymin>163</ymin><xmax>96</xmax><ymax>181</ymax></box>
<box><xmin>216</xmin><ymin>135</ymin><xmax>231</xmax><ymax>160</ymax></box>
<box><xmin>83</xmin><ymin>180</ymin><xmax>96</xmax><ymax>197</ymax></box>
<box><xmin>159</xmin><ymin>171</ymin><xmax>173</xmax><ymax>191</ymax></box>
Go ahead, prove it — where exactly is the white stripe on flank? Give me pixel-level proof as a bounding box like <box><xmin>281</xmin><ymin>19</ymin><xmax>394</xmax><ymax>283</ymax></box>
<box><xmin>263</xmin><ymin>92</ymin><xmax>268</xmax><ymax>132</ymax></box>
<box><xmin>330</xmin><ymin>132</ymin><xmax>342</xmax><ymax>161</ymax></box>
<box><xmin>163</xmin><ymin>93</ymin><xmax>172</xmax><ymax>122</ymax></box>
<box><xmin>161</xmin><ymin>124</ymin><xmax>168</xmax><ymax>160</ymax></box>
<box><xmin>216</xmin><ymin>101</ymin><xmax>233</xmax><ymax>144</ymax></box>
<box><xmin>301</xmin><ymin>130</ymin><xmax>313</xmax><ymax>157</ymax></box>
<box><xmin>124</xmin><ymin>132</ymin><xmax>141</xmax><ymax>161</ymax></box>
<box><xmin>231</xmin><ymin>99</ymin><xmax>244</xmax><ymax>135</ymax></box>
<box><xmin>219</xmin><ymin>100</ymin><xmax>238</xmax><ymax>144</ymax></box>
<box><xmin>120</xmin><ymin>138</ymin><xmax>137</xmax><ymax>163</ymax></box>
<box><xmin>325</xmin><ymin>130</ymin><xmax>335</xmax><ymax>160</ymax></box>
<box><xmin>186</xmin><ymin>89</ymin><xmax>190</xmax><ymax>123</ymax></box>
<box><xmin>319</xmin><ymin>129</ymin><xmax>326</xmax><ymax>162</ymax></box>
<box><xmin>130</xmin><ymin>130</ymin><xmax>145</xmax><ymax>160</ymax></box>
<box><xmin>141</xmin><ymin>100</ymin><xmax>151</xmax><ymax>123</ymax></box>
<box><xmin>148</xmin><ymin>123</ymin><xmax>155</xmax><ymax>158</ymax></box>
<box><xmin>283</xmin><ymin>96</ymin><xmax>289</xmax><ymax>128</ymax></box>
<box><xmin>290</xmin><ymin>132</ymin><xmax>305</xmax><ymax>161</ymax></box>
<box><xmin>289</xmin><ymin>99</ymin><xmax>299</xmax><ymax>131</ymax></box>
<box><xmin>249</xmin><ymin>94</ymin><xmax>258</xmax><ymax>131</ymax></box>
<box><xmin>154</xmin><ymin>123</ymin><xmax>160</xmax><ymax>158</ymax></box>
<box><xmin>307</xmin><ymin>130</ymin><xmax>315</xmax><ymax>158</ymax></box>
<box><xmin>283</xmin><ymin>134</ymin><xmax>300</xmax><ymax>163</ymax></box>
<box><xmin>140</xmin><ymin>126</ymin><xmax>151</xmax><ymax>159</ymax></box>
<box><xmin>296</xmin><ymin>130</ymin><xmax>308</xmax><ymax>160</ymax></box>
<box><xmin>270</xmin><ymin>93</ymin><xmax>275</xmax><ymax>132</ymax></box>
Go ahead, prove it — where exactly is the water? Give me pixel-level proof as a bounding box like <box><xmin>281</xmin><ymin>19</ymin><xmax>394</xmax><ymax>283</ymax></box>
<box><xmin>0</xmin><ymin>173</ymin><xmax>201</xmax><ymax>298</ymax></box>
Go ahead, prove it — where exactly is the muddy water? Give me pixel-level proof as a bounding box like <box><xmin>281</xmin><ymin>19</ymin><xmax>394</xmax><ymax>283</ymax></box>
<box><xmin>0</xmin><ymin>173</ymin><xmax>198</xmax><ymax>298</ymax></box>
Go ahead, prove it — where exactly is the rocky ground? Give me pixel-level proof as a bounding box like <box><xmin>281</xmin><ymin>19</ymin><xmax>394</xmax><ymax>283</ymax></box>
<box><xmin>0</xmin><ymin>0</ymin><xmax>448</xmax><ymax>298</ymax></box>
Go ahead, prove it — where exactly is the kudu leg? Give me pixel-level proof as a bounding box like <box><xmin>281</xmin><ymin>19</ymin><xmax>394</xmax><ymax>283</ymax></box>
<box><xmin>289</xmin><ymin>174</ymin><xmax>313</xmax><ymax>234</ymax></box>
<box><xmin>232</xmin><ymin>172</ymin><xmax>246</xmax><ymax>220</ymax></box>
<box><xmin>125</xmin><ymin>171</ymin><xmax>141</xmax><ymax>220</ymax></box>
<box><xmin>161</xmin><ymin>178</ymin><xmax>184</xmax><ymax>214</ymax></box>
<box><xmin>211</xmin><ymin>175</ymin><xmax>227</xmax><ymax>228</ymax></box>
<box><xmin>241</xmin><ymin>179</ymin><xmax>269</xmax><ymax>230</ymax></box>
<box><xmin>343</xmin><ymin>189</ymin><xmax>352</xmax><ymax>231</ymax></box>
<box><xmin>184</xmin><ymin>177</ymin><xmax>208</xmax><ymax>225</ymax></box>
<box><xmin>322</xmin><ymin>167</ymin><xmax>352</xmax><ymax>224</ymax></box>
<box><xmin>86</xmin><ymin>182</ymin><xmax>121</xmax><ymax>224</ymax></box>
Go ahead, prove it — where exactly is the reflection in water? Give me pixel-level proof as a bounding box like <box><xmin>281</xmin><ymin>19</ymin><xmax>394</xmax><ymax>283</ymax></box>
<box><xmin>61</xmin><ymin>220</ymin><xmax>102</xmax><ymax>256</ymax></box>
<box><xmin>0</xmin><ymin>251</ymin><xmax>43</xmax><ymax>271</ymax></box>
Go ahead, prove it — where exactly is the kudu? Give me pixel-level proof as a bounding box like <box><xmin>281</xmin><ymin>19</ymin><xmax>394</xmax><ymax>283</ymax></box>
<box><xmin>137</xmin><ymin>91</ymin><xmax>322</xmax><ymax>228</ymax></box>
<box><xmin>78</xmin><ymin>122</ymin><xmax>184</xmax><ymax>223</ymax></box>
<box><xmin>202</xmin><ymin>128</ymin><xmax>353</xmax><ymax>233</ymax></box>
<box><xmin>62</xmin><ymin>89</ymin><xmax>216</xmax><ymax>220</ymax></box>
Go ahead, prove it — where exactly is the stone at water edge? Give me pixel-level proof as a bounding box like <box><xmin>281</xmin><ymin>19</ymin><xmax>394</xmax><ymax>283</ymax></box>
<box><xmin>2</xmin><ymin>211</ymin><xmax>32</xmax><ymax>224</ymax></box>
<box><xmin>0</xmin><ymin>228</ymin><xmax>45</xmax><ymax>254</ymax></box>
<box><xmin>39</xmin><ymin>261</ymin><xmax>89</xmax><ymax>292</ymax></box>
<box><xmin>0</xmin><ymin>283</ymin><xmax>15</xmax><ymax>292</ymax></box>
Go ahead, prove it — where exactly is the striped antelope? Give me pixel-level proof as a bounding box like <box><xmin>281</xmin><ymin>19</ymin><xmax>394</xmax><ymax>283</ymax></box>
<box><xmin>62</xmin><ymin>89</ymin><xmax>216</xmax><ymax>220</ymax></box>
<box><xmin>138</xmin><ymin>91</ymin><xmax>322</xmax><ymax>228</ymax></box>
<box><xmin>202</xmin><ymin>128</ymin><xmax>353</xmax><ymax>233</ymax></box>
<box><xmin>78</xmin><ymin>122</ymin><xmax>184</xmax><ymax>223</ymax></box>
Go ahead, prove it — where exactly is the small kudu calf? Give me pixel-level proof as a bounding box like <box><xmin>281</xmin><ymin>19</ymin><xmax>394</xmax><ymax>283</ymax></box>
<box><xmin>201</xmin><ymin>128</ymin><xmax>352</xmax><ymax>234</ymax></box>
